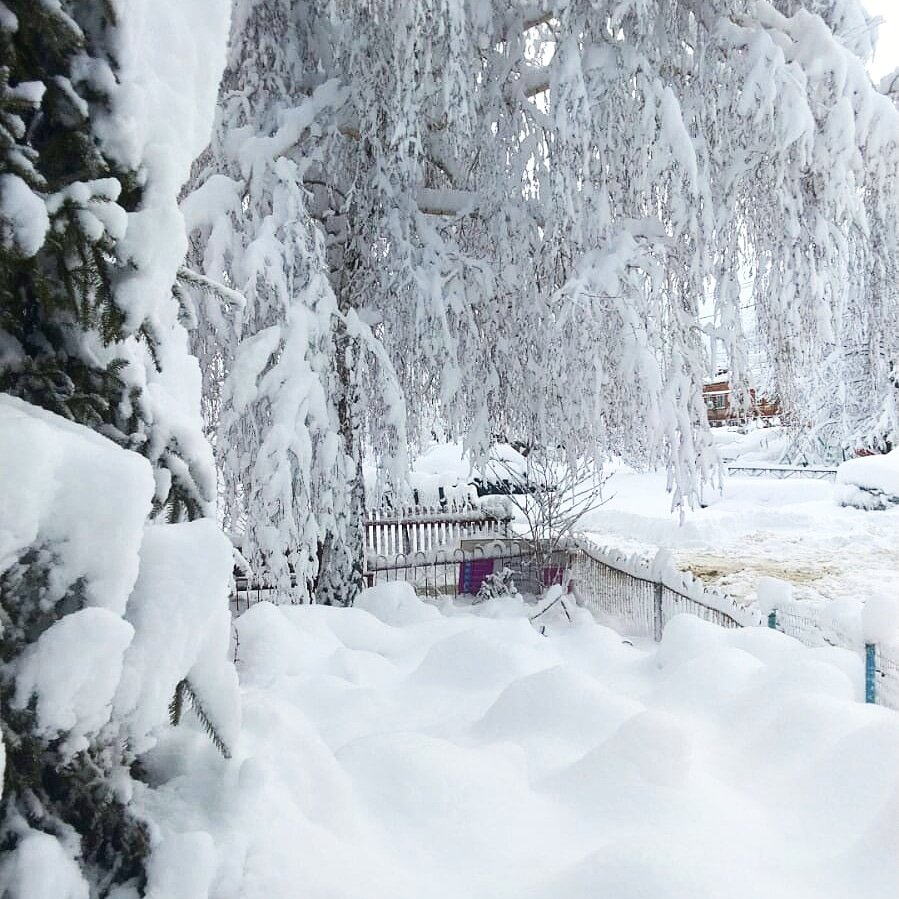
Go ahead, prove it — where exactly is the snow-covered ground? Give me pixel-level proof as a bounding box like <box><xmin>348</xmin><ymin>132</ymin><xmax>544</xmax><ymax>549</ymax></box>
<box><xmin>142</xmin><ymin>585</ymin><xmax>897</xmax><ymax>899</ymax></box>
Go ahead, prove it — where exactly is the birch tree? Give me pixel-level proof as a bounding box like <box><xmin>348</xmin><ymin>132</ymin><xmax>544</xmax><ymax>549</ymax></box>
<box><xmin>189</xmin><ymin>0</ymin><xmax>899</xmax><ymax>599</ymax></box>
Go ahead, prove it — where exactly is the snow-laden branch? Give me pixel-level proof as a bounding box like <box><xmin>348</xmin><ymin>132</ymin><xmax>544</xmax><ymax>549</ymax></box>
<box><xmin>415</xmin><ymin>187</ymin><xmax>481</xmax><ymax>217</ymax></box>
<box><xmin>177</xmin><ymin>266</ymin><xmax>247</xmax><ymax>312</ymax></box>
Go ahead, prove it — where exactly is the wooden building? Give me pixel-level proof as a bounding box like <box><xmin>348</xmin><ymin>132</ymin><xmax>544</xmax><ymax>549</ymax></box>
<box><xmin>702</xmin><ymin>378</ymin><xmax>779</xmax><ymax>427</ymax></box>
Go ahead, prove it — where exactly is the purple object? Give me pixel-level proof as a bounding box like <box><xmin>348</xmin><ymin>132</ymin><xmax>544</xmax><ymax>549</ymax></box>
<box><xmin>459</xmin><ymin>558</ymin><xmax>496</xmax><ymax>594</ymax></box>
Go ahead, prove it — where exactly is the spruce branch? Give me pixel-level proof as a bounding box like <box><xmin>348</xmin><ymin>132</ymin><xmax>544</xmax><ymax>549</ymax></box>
<box><xmin>169</xmin><ymin>678</ymin><xmax>231</xmax><ymax>759</ymax></box>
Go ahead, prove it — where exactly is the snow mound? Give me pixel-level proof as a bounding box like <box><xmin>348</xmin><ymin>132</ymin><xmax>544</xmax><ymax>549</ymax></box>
<box><xmin>141</xmin><ymin>584</ymin><xmax>898</xmax><ymax>899</ymax></box>
<box><xmin>836</xmin><ymin>450</ymin><xmax>899</xmax><ymax>509</ymax></box>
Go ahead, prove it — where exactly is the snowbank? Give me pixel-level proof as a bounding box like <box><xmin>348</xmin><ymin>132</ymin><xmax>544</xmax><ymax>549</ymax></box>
<box><xmin>140</xmin><ymin>583</ymin><xmax>897</xmax><ymax>899</ymax></box>
<box><xmin>836</xmin><ymin>449</ymin><xmax>899</xmax><ymax>509</ymax></box>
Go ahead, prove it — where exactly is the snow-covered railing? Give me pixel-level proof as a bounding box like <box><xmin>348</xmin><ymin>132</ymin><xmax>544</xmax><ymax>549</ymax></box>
<box><xmin>364</xmin><ymin>501</ymin><xmax>512</xmax><ymax>556</ymax></box>
<box><xmin>726</xmin><ymin>463</ymin><xmax>838</xmax><ymax>480</ymax></box>
<box><xmin>567</xmin><ymin>537</ymin><xmax>760</xmax><ymax>639</ymax></box>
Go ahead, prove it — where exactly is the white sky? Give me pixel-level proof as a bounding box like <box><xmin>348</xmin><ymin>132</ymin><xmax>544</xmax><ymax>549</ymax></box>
<box><xmin>866</xmin><ymin>0</ymin><xmax>899</xmax><ymax>81</ymax></box>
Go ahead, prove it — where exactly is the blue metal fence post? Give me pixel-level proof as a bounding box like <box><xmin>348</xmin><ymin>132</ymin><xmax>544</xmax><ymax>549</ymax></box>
<box><xmin>865</xmin><ymin>643</ymin><xmax>877</xmax><ymax>704</ymax></box>
<box><xmin>767</xmin><ymin>610</ymin><xmax>777</xmax><ymax>630</ymax></box>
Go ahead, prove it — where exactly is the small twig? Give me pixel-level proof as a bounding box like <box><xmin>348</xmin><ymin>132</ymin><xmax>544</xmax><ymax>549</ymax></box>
<box><xmin>530</xmin><ymin>591</ymin><xmax>565</xmax><ymax>622</ymax></box>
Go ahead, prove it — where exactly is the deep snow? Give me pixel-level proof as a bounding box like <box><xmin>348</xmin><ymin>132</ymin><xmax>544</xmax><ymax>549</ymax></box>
<box><xmin>139</xmin><ymin>584</ymin><xmax>898</xmax><ymax>899</ymax></box>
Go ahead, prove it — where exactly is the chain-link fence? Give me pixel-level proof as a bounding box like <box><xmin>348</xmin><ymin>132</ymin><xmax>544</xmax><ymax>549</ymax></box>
<box><xmin>231</xmin><ymin>532</ymin><xmax>899</xmax><ymax>711</ymax></box>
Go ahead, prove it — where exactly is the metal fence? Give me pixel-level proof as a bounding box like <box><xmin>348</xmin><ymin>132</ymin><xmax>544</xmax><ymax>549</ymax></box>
<box><xmin>768</xmin><ymin>605</ymin><xmax>899</xmax><ymax>711</ymax></box>
<box><xmin>876</xmin><ymin>648</ymin><xmax>899</xmax><ymax>710</ymax></box>
<box><xmin>230</xmin><ymin>531</ymin><xmax>899</xmax><ymax>711</ymax></box>
<box><xmin>568</xmin><ymin>539</ymin><xmax>899</xmax><ymax>711</ymax></box>
<box><xmin>567</xmin><ymin>541</ymin><xmax>745</xmax><ymax>641</ymax></box>
<box><xmin>725</xmin><ymin>463</ymin><xmax>837</xmax><ymax>480</ymax></box>
<box><xmin>365</xmin><ymin>540</ymin><xmax>565</xmax><ymax>598</ymax></box>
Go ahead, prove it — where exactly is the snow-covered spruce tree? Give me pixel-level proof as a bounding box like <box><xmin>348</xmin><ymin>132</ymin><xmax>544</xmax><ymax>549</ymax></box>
<box><xmin>0</xmin><ymin>0</ymin><xmax>214</xmax><ymax>522</ymax></box>
<box><xmin>0</xmin><ymin>1</ymin><xmax>139</xmax><ymax>441</ymax></box>
<box><xmin>0</xmin><ymin>3</ymin><xmax>152</xmax><ymax>891</ymax></box>
<box><xmin>0</xmin><ymin>0</ymin><xmax>232</xmax><ymax>893</ymax></box>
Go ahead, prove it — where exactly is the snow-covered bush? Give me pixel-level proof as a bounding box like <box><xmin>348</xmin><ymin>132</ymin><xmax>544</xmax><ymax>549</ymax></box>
<box><xmin>835</xmin><ymin>450</ymin><xmax>899</xmax><ymax>509</ymax></box>
<box><xmin>475</xmin><ymin>568</ymin><xmax>519</xmax><ymax>604</ymax></box>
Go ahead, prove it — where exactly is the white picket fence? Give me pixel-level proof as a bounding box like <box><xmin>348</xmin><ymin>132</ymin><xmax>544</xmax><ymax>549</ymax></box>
<box><xmin>364</xmin><ymin>502</ymin><xmax>513</xmax><ymax>556</ymax></box>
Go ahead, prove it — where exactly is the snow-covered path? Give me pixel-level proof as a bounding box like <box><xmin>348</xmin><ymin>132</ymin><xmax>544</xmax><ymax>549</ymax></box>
<box><xmin>140</xmin><ymin>587</ymin><xmax>897</xmax><ymax>899</ymax></box>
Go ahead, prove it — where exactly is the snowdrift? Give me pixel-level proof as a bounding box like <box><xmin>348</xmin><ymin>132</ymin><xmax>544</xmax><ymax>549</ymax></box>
<box><xmin>143</xmin><ymin>583</ymin><xmax>897</xmax><ymax>899</ymax></box>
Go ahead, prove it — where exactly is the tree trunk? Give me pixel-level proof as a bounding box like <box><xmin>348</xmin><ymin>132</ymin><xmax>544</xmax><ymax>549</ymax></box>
<box><xmin>314</xmin><ymin>195</ymin><xmax>367</xmax><ymax>606</ymax></box>
<box><xmin>316</xmin><ymin>321</ymin><xmax>366</xmax><ymax>605</ymax></box>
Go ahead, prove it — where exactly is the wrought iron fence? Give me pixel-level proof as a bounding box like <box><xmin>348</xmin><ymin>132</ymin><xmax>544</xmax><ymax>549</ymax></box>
<box><xmin>230</xmin><ymin>574</ymin><xmax>298</xmax><ymax>613</ymax></box>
